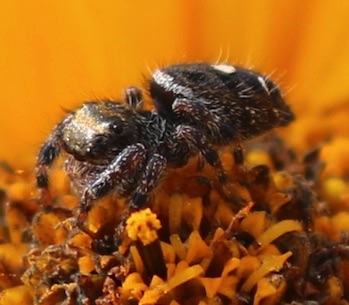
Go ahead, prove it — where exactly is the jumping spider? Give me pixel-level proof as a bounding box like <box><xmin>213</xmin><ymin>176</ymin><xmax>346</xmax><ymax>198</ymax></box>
<box><xmin>36</xmin><ymin>63</ymin><xmax>294</xmax><ymax>219</ymax></box>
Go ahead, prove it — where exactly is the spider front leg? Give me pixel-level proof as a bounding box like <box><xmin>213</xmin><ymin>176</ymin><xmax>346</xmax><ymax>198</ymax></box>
<box><xmin>175</xmin><ymin>125</ymin><xmax>246</xmax><ymax>208</ymax></box>
<box><xmin>112</xmin><ymin>154</ymin><xmax>166</xmax><ymax>247</ymax></box>
<box><xmin>79</xmin><ymin>144</ymin><xmax>147</xmax><ymax>222</ymax></box>
<box><xmin>36</xmin><ymin>131</ymin><xmax>61</xmax><ymax>208</ymax></box>
<box><xmin>130</xmin><ymin>154</ymin><xmax>167</xmax><ymax>208</ymax></box>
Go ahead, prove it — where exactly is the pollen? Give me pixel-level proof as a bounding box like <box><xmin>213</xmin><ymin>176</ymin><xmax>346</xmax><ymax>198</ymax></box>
<box><xmin>126</xmin><ymin>208</ymin><xmax>162</xmax><ymax>245</ymax></box>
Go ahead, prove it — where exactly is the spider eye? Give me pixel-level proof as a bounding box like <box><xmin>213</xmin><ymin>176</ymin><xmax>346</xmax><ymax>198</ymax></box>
<box><xmin>110</xmin><ymin>123</ymin><xmax>123</xmax><ymax>134</ymax></box>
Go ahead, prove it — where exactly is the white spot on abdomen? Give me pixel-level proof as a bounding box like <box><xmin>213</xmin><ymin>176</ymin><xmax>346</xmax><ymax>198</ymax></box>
<box><xmin>211</xmin><ymin>64</ymin><xmax>236</xmax><ymax>74</ymax></box>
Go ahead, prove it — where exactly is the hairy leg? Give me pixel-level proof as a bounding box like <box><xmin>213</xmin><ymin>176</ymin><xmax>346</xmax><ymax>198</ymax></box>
<box><xmin>172</xmin><ymin>98</ymin><xmax>235</xmax><ymax>142</ymax></box>
<box><xmin>175</xmin><ymin>125</ymin><xmax>246</xmax><ymax>207</ymax></box>
<box><xmin>130</xmin><ymin>154</ymin><xmax>167</xmax><ymax>208</ymax></box>
<box><xmin>123</xmin><ymin>86</ymin><xmax>144</xmax><ymax>110</ymax></box>
<box><xmin>80</xmin><ymin>143</ymin><xmax>147</xmax><ymax>214</ymax></box>
<box><xmin>172</xmin><ymin>99</ymin><xmax>248</xmax><ymax>205</ymax></box>
<box><xmin>175</xmin><ymin>125</ymin><xmax>227</xmax><ymax>182</ymax></box>
<box><xmin>36</xmin><ymin>131</ymin><xmax>61</xmax><ymax>208</ymax></box>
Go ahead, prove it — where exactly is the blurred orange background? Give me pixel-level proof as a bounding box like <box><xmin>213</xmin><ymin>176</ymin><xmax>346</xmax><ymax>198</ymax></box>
<box><xmin>1</xmin><ymin>0</ymin><xmax>349</xmax><ymax>168</ymax></box>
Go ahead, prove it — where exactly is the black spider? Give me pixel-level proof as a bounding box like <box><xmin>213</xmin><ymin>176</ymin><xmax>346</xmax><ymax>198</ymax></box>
<box><xmin>36</xmin><ymin>63</ymin><xmax>294</xmax><ymax>219</ymax></box>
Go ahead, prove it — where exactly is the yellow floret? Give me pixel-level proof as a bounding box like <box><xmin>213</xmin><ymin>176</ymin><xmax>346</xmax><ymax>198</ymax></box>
<box><xmin>126</xmin><ymin>208</ymin><xmax>162</xmax><ymax>245</ymax></box>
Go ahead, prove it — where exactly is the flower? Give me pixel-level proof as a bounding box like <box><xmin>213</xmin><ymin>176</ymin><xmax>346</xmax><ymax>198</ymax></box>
<box><xmin>0</xmin><ymin>2</ymin><xmax>349</xmax><ymax>305</ymax></box>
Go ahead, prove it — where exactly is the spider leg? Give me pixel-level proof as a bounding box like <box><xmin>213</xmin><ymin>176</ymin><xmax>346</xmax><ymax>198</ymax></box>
<box><xmin>172</xmin><ymin>98</ymin><xmax>248</xmax><ymax>204</ymax></box>
<box><xmin>175</xmin><ymin>125</ymin><xmax>227</xmax><ymax>182</ymax></box>
<box><xmin>123</xmin><ymin>86</ymin><xmax>144</xmax><ymax>110</ymax></box>
<box><xmin>175</xmin><ymin>125</ymin><xmax>246</xmax><ymax>207</ymax></box>
<box><xmin>130</xmin><ymin>154</ymin><xmax>167</xmax><ymax>208</ymax></box>
<box><xmin>172</xmin><ymin>97</ymin><xmax>236</xmax><ymax>141</ymax></box>
<box><xmin>110</xmin><ymin>154</ymin><xmax>167</xmax><ymax>250</ymax></box>
<box><xmin>80</xmin><ymin>143</ymin><xmax>147</xmax><ymax>216</ymax></box>
<box><xmin>36</xmin><ymin>130</ymin><xmax>61</xmax><ymax>208</ymax></box>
